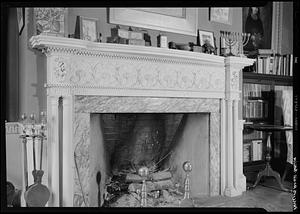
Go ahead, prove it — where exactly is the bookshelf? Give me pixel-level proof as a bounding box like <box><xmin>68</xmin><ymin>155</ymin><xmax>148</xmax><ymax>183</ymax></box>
<box><xmin>242</xmin><ymin>51</ymin><xmax>293</xmax><ymax>183</ymax></box>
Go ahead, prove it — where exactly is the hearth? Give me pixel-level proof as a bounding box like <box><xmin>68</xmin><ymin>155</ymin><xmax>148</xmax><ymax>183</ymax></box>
<box><xmin>87</xmin><ymin>113</ymin><xmax>209</xmax><ymax>207</ymax></box>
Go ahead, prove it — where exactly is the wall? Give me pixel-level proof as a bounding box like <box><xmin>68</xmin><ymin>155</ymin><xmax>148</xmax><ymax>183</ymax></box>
<box><xmin>5</xmin><ymin>124</ymin><xmax>23</xmax><ymax>189</ymax></box>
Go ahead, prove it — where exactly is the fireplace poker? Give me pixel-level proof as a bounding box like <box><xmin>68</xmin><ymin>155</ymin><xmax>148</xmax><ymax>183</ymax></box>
<box><xmin>96</xmin><ymin>171</ymin><xmax>101</xmax><ymax>207</ymax></box>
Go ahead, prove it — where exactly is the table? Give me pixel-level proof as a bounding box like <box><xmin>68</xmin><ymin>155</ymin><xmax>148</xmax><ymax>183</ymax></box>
<box><xmin>245</xmin><ymin>124</ymin><xmax>293</xmax><ymax>192</ymax></box>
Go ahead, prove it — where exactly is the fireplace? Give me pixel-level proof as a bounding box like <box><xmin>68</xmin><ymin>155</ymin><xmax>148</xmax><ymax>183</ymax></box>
<box><xmin>75</xmin><ymin>98</ymin><xmax>217</xmax><ymax>207</ymax></box>
<box><xmin>29</xmin><ymin>35</ymin><xmax>254</xmax><ymax>207</ymax></box>
<box><xmin>87</xmin><ymin>112</ymin><xmax>210</xmax><ymax>207</ymax></box>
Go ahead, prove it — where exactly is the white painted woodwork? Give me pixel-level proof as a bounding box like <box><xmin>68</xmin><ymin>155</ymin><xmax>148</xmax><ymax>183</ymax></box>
<box><xmin>29</xmin><ymin>35</ymin><xmax>254</xmax><ymax>206</ymax></box>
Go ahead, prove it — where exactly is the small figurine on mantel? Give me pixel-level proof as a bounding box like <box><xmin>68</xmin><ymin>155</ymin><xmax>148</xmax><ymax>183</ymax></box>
<box><xmin>157</xmin><ymin>33</ymin><xmax>168</xmax><ymax>48</ymax></box>
<box><xmin>202</xmin><ymin>40</ymin><xmax>215</xmax><ymax>54</ymax></box>
<box><xmin>143</xmin><ymin>30</ymin><xmax>151</xmax><ymax>46</ymax></box>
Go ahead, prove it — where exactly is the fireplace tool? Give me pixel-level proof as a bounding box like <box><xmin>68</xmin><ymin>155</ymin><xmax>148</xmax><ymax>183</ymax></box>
<box><xmin>179</xmin><ymin>161</ymin><xmax>194</xmax><ymax>207</ymax></box>
<box><xmin>138</xmin><ymin>166</ymin><xmax>149</xmax><ymax>207</ymax></box>
<box><xmin>20</xmin><ymin>112</ymin><xmax>50</xmax><ymax>207</ymax></box>
<box><xmin>96</xmin><ymin>171</ymin><xmax>101</xmax><ymax>207</ymax></box>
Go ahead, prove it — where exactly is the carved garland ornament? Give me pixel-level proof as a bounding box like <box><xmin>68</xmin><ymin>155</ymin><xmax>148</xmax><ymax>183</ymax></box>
<box><xmin>230</xmin><ymin>69</ymin><xmax>239</xmax><ymax>91</ymax></box>
<box><xmin>50</xmin><ymin>57</ymin><xmax>225</xmax><ymax>92</ymax></box>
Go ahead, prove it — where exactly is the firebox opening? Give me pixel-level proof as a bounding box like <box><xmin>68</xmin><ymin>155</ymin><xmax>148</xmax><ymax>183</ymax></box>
<box><xmin>89</xmin><ymin>113</ymin><xmax>209</xmax><ymax>207</ymax></box>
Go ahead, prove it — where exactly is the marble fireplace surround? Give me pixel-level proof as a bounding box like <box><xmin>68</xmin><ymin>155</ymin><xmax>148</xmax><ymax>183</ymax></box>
<box><xmin>30</xmin><ymin>35</ymin><xmax>254</xmax><ymax>207</ymax></box>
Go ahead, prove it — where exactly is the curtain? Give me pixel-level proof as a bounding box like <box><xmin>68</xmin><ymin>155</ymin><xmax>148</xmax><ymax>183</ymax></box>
<box><xmin>281</xmin><ymin>88</ymin><xmax>293</xmax><ymax>164</ymax></box>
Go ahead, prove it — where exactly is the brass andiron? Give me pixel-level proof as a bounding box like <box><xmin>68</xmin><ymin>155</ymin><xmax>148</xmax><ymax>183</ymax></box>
<box><xmin>179</xmin><ymin>161</ymin><xmax>194</xmax><ymax>207</ymax></box>
<box><xmin>138</xmin><ymin>166</ymin><xmax>149</xmax><ymax>207</ymax></box>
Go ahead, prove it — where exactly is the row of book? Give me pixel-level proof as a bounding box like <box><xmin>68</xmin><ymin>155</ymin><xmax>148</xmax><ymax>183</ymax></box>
<box><xmin>244</xmin><ymin>49</ymin><xmax>293</xmax><ymax>76</ymax></box>
<box><xmin>243</xmin><ymin>129</ymin><xmax>263</xmax><ymax>141</ymax></box>
<box><xmin>243</xmin><ymin>83</ymin><xmax>271</xmax><ymax>98</ymax></box>
<box><xmin>254</xmin><ymin>55</ymin><xmax>293</xmax><ymax>76</ymax></box>
<box><xmin>243</xmin><ymin>100</ymin><xmax>268</xmax><ymax>119</ymax></box>
<box><xmin>243</xmin><ymin>139</ymin><xmax>263</xmax><ymax>162</ymax></box>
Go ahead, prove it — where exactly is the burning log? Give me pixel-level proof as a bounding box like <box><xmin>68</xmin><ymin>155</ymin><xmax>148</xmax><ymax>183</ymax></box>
<box><xmin>128</xmin><ymin>179</ymin><xmax>174</xmax><ymax>193</ymax></box>
<box><xmin>125</xmin><ymin>171</ymin><xmax>172</xmax><ymax>183</ymax></box>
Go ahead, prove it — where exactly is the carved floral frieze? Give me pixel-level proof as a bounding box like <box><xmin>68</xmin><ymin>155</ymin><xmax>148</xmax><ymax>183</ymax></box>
<box><xmin>50</xmin><ymin>55</ymin><xmax>225</xmax><ymax>92</ymax></box>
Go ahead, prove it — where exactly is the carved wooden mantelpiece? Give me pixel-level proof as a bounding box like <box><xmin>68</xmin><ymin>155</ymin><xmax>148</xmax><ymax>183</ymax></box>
<box><xmin>29</xmin><ymin>35</ymin><xmax>254</xmax><ymax>207</ymax></box>
<box><xmin>30</xmin><ymin>35</ymin><xmax>230</xmax><ymax>98</ymax></box>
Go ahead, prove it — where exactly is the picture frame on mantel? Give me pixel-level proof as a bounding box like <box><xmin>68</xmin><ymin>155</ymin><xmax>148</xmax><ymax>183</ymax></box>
<box><xmin>198</xmin><ymin>30</ymin><xmax>215</xmax><ymax>48</ymax></box>
<box><xmin>109</xmin><ymin>8</ymin><xmax>198</xmax><ymax>36</ymax></box>
<box><xmin>209</xmin><ymin>7</ymin><xmax>232</xmax><ymax>25</ymax></box>
<box><xmin>75</xmin><ymin>16</ymin><xmax>99</xmax><ymax>42</ymax></box>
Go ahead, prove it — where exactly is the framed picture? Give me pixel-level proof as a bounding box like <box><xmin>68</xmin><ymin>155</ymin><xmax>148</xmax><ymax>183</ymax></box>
<box><xmin>209</xmin><ymin>8</ymin><xmax>232</xmax><ymax>25</ymax></box>
<box><xmin>34</xmin><ymin>8</ymin><xmax>68</xmax><ymax>37</ymax></box>
<box><xmin>198</xmin><ymin>30</ymin><xmax>215</xmax><ymax>48</ymax></box>
<box><xmin>75</xmin><ymin>16</ymin><xmax>99</xmax><ymax>42</ymax></box>
<box><xmin>109</xmin><ymin>8</ymin><xmax>198</xmax><ymax>36</ymax></box>
<box><xmin>17</xmin><ymin>8</ymin><xmax>25</xmax><ymax>35</ymax></box>
<box><xmin>242</xmin><ymin>3</ymin><xmax>273</xmax><ymax>53</ymax></box>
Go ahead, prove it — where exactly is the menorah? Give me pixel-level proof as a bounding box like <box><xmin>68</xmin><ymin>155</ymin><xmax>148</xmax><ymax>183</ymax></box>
<box><xmin>220</xmin><ymin>31</ymin><xmax>251</xmax><ymax>57</ymax></box>
<box><xmin>20</xmin><ymin>112</ymin><xmax>50</xmax><ymax>207</ymax></box>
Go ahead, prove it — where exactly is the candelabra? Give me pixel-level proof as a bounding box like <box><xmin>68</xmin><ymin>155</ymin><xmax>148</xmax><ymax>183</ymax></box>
<box><xmin>138</xmin><ymin>166</ymin><xmax>149</xmax><ymax>207</ymax></box>
<box><xmin>220</xmin><ymin>31</ymin><xmax>251</xmax><ymax>57</ymax></box>
<box><xmin>238</xmin><ymin>32</ymin><xmax>251</xmax><ymax>57</ymax></box>
<box><xmin>179</xmin><ymin>161</ymin><xmax>194</xmax><ymax>207</ymax></box>
<box><xmin>20</xmin><ymin>112</ymin><xmax>50</xmax><ymax>207</ymax></box>
<box><xmin>220</xmin><ymin>31</ymin><xmax>238</xmax><ymax>56</ymax></box>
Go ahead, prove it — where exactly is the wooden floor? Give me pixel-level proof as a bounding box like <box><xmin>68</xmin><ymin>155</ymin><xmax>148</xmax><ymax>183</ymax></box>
<box><xmin>193</xmin><ymin>178</ymin><xmax>294</xmax><ymax>212</ymax></box>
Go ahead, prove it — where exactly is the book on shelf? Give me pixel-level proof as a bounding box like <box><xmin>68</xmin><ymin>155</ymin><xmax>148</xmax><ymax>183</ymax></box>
<box><xmin>243</xmin><ymin>129</ymin><xmax>263</xmax><ymax>141</ymax></box>
<box><xmin>257</xmin><ymin>49</ymin><xmax>274</xmax><ymax>55</ymax></box>
<box><xmin>245</xmin><ymin>100</ymin><xmax>264</xmax><ymax>119</ymax></box>
<box><xmin>251</xmin><ymin>139</ymin><xmax>263</xmax><ymax>161</ymax></box>
<box><xmin>245</xmin><ymin>53</ymin><xmax>293</xmax><ymax>77</ymax></box>
<box><xmin>243</xmin><ymin>142</ymin><xmax>252</xmax><ymax>162</ymax></box>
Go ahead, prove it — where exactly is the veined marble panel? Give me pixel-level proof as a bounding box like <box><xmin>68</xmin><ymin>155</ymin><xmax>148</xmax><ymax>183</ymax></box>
<box><xmin>74</xmin><ymin>96</ymin><xmax>220</xmax><ymax>114</ymax></box>
<box><xmin>73</xmin><ymin>113</ymin><xmax>90</xmax><ymax>207</ymax></box>
<box><xmin>72</xmin><ymin>95</ymin><xmax>221</xmax><ymax>206</ymax></box>
<box><xmin>210</xmin><ymin>112</ymin><xmax>221</xmax><ymax>196</ymax></box>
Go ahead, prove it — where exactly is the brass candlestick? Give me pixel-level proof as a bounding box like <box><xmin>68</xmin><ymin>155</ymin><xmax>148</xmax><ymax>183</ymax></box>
<box><xmin>179</xmin><ymin>161</ymin><xmax>194</xmax><ymax>207</ymax></box>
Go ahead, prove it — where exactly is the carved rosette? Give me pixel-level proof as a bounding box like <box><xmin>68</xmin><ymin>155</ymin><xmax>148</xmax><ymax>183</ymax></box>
<box><xmin>53</xmin><ymin>57</ymin><xmax>68</xmax><ymax>82</ymax></box>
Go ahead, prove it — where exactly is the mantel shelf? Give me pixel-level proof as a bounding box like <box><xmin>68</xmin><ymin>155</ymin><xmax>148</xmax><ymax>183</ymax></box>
<box><xmin>29</xmin><ymin>35</ymin><xmax>253</xmax><ymax>67</ymax></box>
